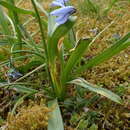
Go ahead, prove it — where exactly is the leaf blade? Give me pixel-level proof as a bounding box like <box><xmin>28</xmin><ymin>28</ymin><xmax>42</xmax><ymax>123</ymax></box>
<box><xmin>0</xmin><ymin>1</ymin><xmax>35</xmax><ymax>16</ymax></box>
<box><xmin>10</xmin><ymin>85</ymin><xmax>38</xmax><ymax>94</ymax></box>
<box><xmin>48</xmin><ymin>99</ymin><xmax>64</xmax><ymax>130</ymax></box>
<box><xmin>76</xmin><ymin>32</ymin><xmax>130</xmax><ymax>74</ymax></box>
<box><xmin>70</xmin><ymin>78</ymin><xmax>122</xmax><ymax>104</ymax></box>
<box><xmin>61</xmin><ymin>38</ymin><xmax>92</xmax><ymax>85</ymax></box>
<box><xmin>48</xmin><ymin>16</ymin><xmax>77</xmax><ymax>63</ymax></box>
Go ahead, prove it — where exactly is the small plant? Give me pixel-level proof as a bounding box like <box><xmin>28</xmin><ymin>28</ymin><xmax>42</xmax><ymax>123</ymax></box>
<box><xmin>0</xmin><ymin>0</ymin><xmax>130</xmax><ymax>129</ymax></box>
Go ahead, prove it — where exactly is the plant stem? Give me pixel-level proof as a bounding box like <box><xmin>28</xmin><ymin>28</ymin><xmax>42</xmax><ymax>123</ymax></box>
<box><xmin>31</xmin><ymin>0</ymin><xmax>48</xmax><ymax>59</ymax></box>
<box><xmin>31</xmin><ymin>0</ymin><xmax>53</xmax><ymax>89</ymax></box>
<box><xmin>50</xmin><ymin>64</ymin><xmax>65</xmax><ymax>99</ymax></box>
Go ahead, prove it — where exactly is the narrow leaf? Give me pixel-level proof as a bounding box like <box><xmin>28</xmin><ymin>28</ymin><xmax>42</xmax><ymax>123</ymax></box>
<box><xmin>7</xmin><ymin>0</ymin><xmax>23</xmax><ymax>51</ymax></box>
<box><xmin>10</xmin><ymin>85</ymin><xmax>38</xmax><ymax>94</ymax></box>
<box><xmin>70</xmin><ymin>78</ymin><xmax>122</xmax><ymax>104</ymax></box>
<box><xmin>0</xmin><ymin>1</ymin><xmax>35</xmax><ymax>16</ymax></box>
<box><xmin>48</xmin><ymin>15</ymin><xmax>57</xmax><ymax>37</ymax></box>
<box><xmin>0</xmin><ymin>6</ymin><xmax>14</xmax><ymax>45</ymax></box>
<box><xmin>76</xmin><ymin>32</ymin><xmax>130</xmax><ymax>74</ymax></box>
<box><xmin>61</xmin><ymin>38</ymin><xmax>92</xmax><ymax>85</ymax></box>
<box><xmin>0</xmin><ymin>40</ymin><xmax>8</xmax><ymax>45</ymax></box>
<box><xmin>48</xmin><ymin>16</ymin><xmax>76</xmax><ymax>63</ymax></box>
<box><xmin>48</xmin><ymin>99</ymin><xmax>64</xmax><ymax>130</ymax></box>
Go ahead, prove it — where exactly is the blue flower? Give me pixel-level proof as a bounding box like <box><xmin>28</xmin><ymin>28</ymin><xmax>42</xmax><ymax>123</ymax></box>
<box><xmin>51</xmin><ymin>0</ymin><xmax>69</xmax><ymax>7</ymax></box>
<box><xmin>7</xmin><ymin>68</ymin><xmax>23</xmax><ymax>81</ymax></box>
<box><xmin>50</xmin><ymin>6</ymin><xmax>76</xmax><ymax>25</ymax></box>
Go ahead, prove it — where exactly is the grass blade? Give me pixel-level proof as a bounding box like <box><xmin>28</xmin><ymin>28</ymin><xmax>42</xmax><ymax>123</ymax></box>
<box><xmin>0</xmin><ymin>1</ymin><xmax>35</xmax><ymax>16</ymax></box>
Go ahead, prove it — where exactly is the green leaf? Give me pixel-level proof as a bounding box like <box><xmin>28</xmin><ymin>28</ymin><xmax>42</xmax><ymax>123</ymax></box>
<box><xmin>63</xmin><ymin>35</ymin><xmax>74</xmax><ymax>50</ymax></box>
<box><xmin>0</xmin><ymin>6</ymin><xmax>9</xmax><ymax>34</ymax></box>
<box><xmin>48</xmin><ymin>15</ymin><xmax>57</xmax><ymax>37</ymax></box>
<box><xmin>47</xmin><ymin>16</ymin><xmax>76</xmax><ymax>63</ymax></box>
<box><xmin>61</xmin><ymin>38</ymin><xmax>92</xmax><ymax>85</ymax></box>
<box><xmin>0</xmin><ymin>40</ymin><xmax>8</xmax><ymax>46</ymax></box>
<box><xmin>10</xmin><ymin>85</ymin><xmax>38</xmax><ymax>94</ymax></box>
<box><xmin>19</xmin><ymin>60</ymin><xmax>43</xmax><ymax>73</ymax></box>
<box><xmin>7</xmin><ymin>0</ymin><xmax>23</xmax><ymax>51</ymax></box>
<box><xmin>0</xmin><ymin>6</ymin><xmax>14</xmax><ymax>45</ymax></box>
<box><xmin>68</xmin><ymin>29</ymin><xmax>76</xmax><ymax>47</ymax></box>
<box><xmin>70</xmin><ymin>78</ymin><xmax>122</xmax><ymax>104</ymax></box>
<box><xmin>76</xmin><ymin>32</ymin><xmax>130</xmax><ymax>74</ymax></box>
<box><xmin>48</xmin><ymin>99</ymin><xmax>64</xmax><ymax>130</ymax></box>
<box><xmin>0</xmin><ymin>1</ymin><xmax>35</xmax><ymax>16</ymax></box>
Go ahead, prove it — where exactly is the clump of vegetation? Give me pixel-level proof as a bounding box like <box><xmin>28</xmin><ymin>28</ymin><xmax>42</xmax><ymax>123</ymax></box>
<box><xmin>6</xmin><ymin>104</ymin><xmax>51</xmax><ymax>130</ymax></box>
<box><xmin>0</xmin><ymin>0</ymin><xmax>130</xmax><ymax>129</ymax></box>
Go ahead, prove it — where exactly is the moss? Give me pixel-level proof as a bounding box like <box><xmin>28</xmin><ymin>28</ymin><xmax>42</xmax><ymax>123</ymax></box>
<box><xmin>6</xmin><ymin>104</ymin><xmax>51</xmax><ymax>130</ymax></box>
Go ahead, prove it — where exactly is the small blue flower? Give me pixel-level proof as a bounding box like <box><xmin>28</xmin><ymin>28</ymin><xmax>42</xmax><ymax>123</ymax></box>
<box><xmin>50</xmin><ymin>6</ymin><xmax>76</xmax><ymax>25</ymax></box>
<box><xmin>51</xmin><ymin>0</ymin><xmax>69</xmax><ymax>7</ymax></box>
<box><xmin>7</xmin><ymin>69</ymin><xmax>23</xmax><ymax>81</ymax></box>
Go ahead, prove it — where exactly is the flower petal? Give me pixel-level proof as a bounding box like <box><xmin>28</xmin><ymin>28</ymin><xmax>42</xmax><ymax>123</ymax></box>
<box><xmin>56</xmin><ymin>13</ymin><xmax>70</xmax><ymax>25</ymax></box>
<box><xmin>51</xmin><ymin>1</ymin><xmax>64</xmax><ymax>7</ymax></box>
<box><xmin>56</xmin><ymin>0</ymin><xmax>69</xmax><ymax>4</ymax></box>
<box><xmin>50</xmin><ymin>0</ymin><xmax>69</xmax><ymax>7</ymax></box>
<box><xmin>50</xmin><ymin>6</ymin><xmax>75</xmax><ymax>16</ymax></box>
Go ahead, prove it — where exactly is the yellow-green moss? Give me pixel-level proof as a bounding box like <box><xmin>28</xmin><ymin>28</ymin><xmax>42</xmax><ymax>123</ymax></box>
<box><xmin>6</xmin><ymin>104</ymin><xmax>51</xmax><ymax>130</ymax></box>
